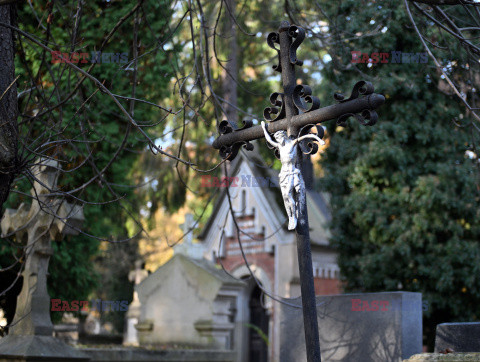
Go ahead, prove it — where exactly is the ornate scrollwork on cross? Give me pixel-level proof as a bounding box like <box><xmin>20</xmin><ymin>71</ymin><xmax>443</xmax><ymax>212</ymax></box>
<box><xmin>263</xmin><ymin>92</ymin><xmax>286</xmax><ymax>122</ymax></box>
<box><xmin>288</xmin><ymin>25</ymin><xmax>305</xmax><ymax>66</ymax></box>
<box><xmin>212</xmin><ymin>23</ymin><xmax>384</xmax><ymax>165</ymax></box>
<box><xmin>334</xmin><ymin>80</ymin><xmax>379</xmax><ymax>127</ymax></box>
<box><xmin>334</xmin><ymin>80</ymin><xmax>374</xmax><ymax>103</ymax></box>
<box><xmin>218</xmin><ymin>119</ymin><xmax>254</xmax><ymax>160</ymax></box>
<box><xmin>263</xmin><ymin>25</ymin><xmax>324</xmax><ymax>159</ymax></box>
<box><xmin>267</xmin><ymin>32</ymin><xmax>282</xmax><ymax>73</ymax></box>
<box><xmin>263</xmin><ymin>83</ymin><xmax>323</xmax><ymax>159</ymax></box>
<box><xmin>268</xmin><ymin>24</ymin><xmax>306</xmax><ymax>72</ymax></box>
<box><xmin>297</xmin><ymin>124</ymin><xmax>325</xmax><ymax>156</ymax></box>
<box><xmin>293</xmin><ymin>84</ymin><xmax>321</xmax><ymax>113</ymax></box>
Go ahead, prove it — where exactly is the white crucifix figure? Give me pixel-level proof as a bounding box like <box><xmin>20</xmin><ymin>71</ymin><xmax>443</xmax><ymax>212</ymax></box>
<box><xmin>261</xmin><ymin>121</ymin><xmax>324</xmax><ymax>230</ymax></box>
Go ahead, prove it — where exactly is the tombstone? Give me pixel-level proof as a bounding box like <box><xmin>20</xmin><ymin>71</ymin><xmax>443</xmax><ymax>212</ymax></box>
<box><xmin>83</xmin><ymin>313</ymin><xmax>101</xmax><ymax>336</ymax></box>
<box><xmin>123</xmin><ymin>259</ymin><xmax>147</xmax><ymax>346</ymax></box>
<box><xmin>279</xmin><ymin>292</ymin><xmax>423</xmax><ymax>362</ymax></box>
<box><xmin>435</xmin><ymin>322</ymin><xmax>480</xmax><ymax>353</ymax></box>
<box><xmin>54</xmin><ymin>313</ymin><xmax>80</xmax><ymax>345</ymax></box>
<box><xmin>0</xmin><ymin>159</ymin><xmax>89</xmax><ymax>361</ymax></box>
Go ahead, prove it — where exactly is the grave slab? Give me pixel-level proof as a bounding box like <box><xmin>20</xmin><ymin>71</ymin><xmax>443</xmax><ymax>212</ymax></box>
<box><xmin>404</xmin><ymin>353</ymin><xmax>480</xmax><ymax>361</ymax></box>
<box><xmin>435</xmin><ymin>323</ymin><xmax>480</xmax><ymax>353</ymax></box>
<box><xmin>279</xmin><ymin>291</ymin><xmax>422</xmax><ymax>362</ymax></box>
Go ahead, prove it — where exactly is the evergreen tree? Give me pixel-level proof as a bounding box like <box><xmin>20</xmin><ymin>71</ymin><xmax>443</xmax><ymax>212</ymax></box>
<box><xmin>317</xmin><ymin>1</ymin><xmax>480</xmax><ymax>348</ymax></box>
<box><xmin>0</xmin><ymin>0</ymin><xmax>174</xmax><ymax>329</ymax></box>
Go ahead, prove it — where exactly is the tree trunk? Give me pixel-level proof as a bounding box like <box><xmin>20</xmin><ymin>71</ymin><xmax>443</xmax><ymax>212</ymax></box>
<box><xmin>0</xmin><ymin>3</ymin><xmax>18</xmax><ymax>212</ymax></box>
<box><xmin>221</xmin><ymin>0</ymin><xmax>238</xmax><ymax>124</ymax></box>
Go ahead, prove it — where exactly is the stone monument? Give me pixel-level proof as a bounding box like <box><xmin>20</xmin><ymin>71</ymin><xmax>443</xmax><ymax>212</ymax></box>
<box><xmin>123</xmin><ymin>259</ymin><xmax>147</xmax><ymax>346</ymax></box>
<box><xmin>435</xmin><ymin>322</ymin><xmax>480</xmax><ymax>353</ymax></box>
<box><xmin>279</xmin><ymin>291</ymin><xmax>423</xmax><ymax>362</ymax></box>
<box><xmin>0</xmin><ymin>159</ymin><xmax>88</xmax><ymax>361</ymax></box>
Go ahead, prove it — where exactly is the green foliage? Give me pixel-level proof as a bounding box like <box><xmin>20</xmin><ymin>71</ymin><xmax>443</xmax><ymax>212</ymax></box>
<box><xmin>317</xmin><ymin>1</ymin><xmax>480</xmax><ymax>348</ymax></box>
<box><xmin>49</xmin><ymin>234</ymin><xmax>100</xmax><ymax>323</ymax></box>
<box><xmin>1</xmin><ymin>0</ymin><xmax>174</xmax><ymax>328</ymax></box>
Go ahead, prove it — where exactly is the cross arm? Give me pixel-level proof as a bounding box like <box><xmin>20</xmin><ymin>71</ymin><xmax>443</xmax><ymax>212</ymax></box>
<box><xmin>212</xmin><ymin>91</ymin><xmax>385</xmax><ymax>160</ymax></box>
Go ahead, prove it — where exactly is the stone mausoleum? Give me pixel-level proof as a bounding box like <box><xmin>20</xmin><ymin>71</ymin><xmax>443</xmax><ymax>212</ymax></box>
<box><xmin>128</xmin><ymin>147</ymin><xmax>340</xmax><ymax>362</ymax></box>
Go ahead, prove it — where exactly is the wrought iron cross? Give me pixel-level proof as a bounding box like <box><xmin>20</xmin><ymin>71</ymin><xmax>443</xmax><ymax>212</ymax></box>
<box><xmin>212</xmin><ymin>21</ymin><xmax>384</xmax><ymax>362</ymax></box>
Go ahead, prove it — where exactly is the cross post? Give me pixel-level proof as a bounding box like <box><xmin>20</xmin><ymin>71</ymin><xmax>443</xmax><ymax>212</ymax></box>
<box><xmin>212</xmin><ymin>21</ymin><xmax>384</xmax><ymax>362</ymax></box>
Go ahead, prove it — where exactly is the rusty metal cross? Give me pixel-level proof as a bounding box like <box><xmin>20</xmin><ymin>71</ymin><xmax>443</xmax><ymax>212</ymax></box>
<box><xmin>212</xmin><ymin>21</ymin><xmax>384</xmax><ymax>362</ymax></box>
<box><xmin>212</xmin><ymin>23</ymin><xmax>384</xmax><ymax>161</ymax></box>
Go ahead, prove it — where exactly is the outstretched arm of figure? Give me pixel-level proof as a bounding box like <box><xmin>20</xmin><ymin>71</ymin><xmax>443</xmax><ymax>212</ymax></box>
<box><xmin>261</xmin><ymin>121</ymin><xmax>280</xmax><ymax>148</ymax></box>
<box><xmin>294</xmin><ymin>134</ymin><xmax>325</xmax><ymax>146</ymax></box>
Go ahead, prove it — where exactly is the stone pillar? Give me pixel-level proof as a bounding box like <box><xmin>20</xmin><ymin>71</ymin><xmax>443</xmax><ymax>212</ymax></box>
<box><xmin>123</xmin><ymin>260</ymin><xmax>147</xmax><ymax>346</ymax></box>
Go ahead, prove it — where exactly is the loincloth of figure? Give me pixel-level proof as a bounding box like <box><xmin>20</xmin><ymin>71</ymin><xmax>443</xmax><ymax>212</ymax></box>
<box><xmin>279</xmin><ymin>168</ymin><xmax>303</xmax><ymax>192</ymax></box>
